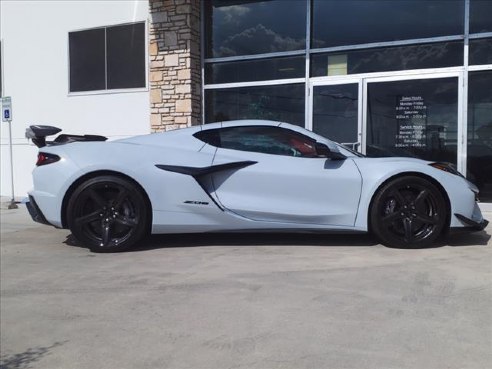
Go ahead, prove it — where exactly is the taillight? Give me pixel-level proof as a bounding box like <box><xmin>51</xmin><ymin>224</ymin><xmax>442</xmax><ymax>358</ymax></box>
<box><xmin>36</xmin><ymin>152</ymin><xmax>60</xmax><ymax>166</ymax></box>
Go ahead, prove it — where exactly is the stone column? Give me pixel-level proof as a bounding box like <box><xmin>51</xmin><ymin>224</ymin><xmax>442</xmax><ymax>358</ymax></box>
<box><xmin>149</xmin><ymin>0</ymin><xmax>201</xmax><ymax>132</ymax></box>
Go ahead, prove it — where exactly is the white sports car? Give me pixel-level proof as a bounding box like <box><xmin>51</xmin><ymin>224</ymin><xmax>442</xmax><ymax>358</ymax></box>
<box><xmin>25</xmin><ymin>120</ymin><xmax>487</xmax><ymax>252</ymax></box>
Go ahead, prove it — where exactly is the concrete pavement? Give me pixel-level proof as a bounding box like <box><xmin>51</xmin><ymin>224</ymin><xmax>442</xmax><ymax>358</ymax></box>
<box><xmin>1</xmin><ymin>205</ymin><xmax>491</xmax><ymax>369</ymax></box>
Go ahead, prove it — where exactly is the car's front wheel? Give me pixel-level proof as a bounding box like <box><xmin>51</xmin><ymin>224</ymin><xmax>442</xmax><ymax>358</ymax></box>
<box><xmin>370</xmin><ymin>176</ymin><xmax>447</xmax><ymax>248</ymax></box>
<box><xmin>67</xmin><ymin>175</ymin><xmax>149</xmax><ymax>252</ymax></box>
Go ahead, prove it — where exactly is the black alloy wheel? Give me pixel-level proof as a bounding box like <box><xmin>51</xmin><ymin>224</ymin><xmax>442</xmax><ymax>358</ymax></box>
<box><xmin>67</xmin><ymin>175</ymin><xmax>149</xmax><ymax>252</ymax></box>
<box><xmin>370</xmin><ymin>176</ymin><xmax>447</xmax><ymax>248</ymax></box>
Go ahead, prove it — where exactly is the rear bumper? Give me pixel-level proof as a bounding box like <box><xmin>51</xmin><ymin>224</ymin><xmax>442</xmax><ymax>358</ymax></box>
<box><xmin>454</xmin><ymin>213</ymin><xmax>489</xmax><ymax>231</ymax></box>
<box><xmin>25</xmin><ymin>195</ymin><xmax>52</xmax><ymax>226</ymax></box>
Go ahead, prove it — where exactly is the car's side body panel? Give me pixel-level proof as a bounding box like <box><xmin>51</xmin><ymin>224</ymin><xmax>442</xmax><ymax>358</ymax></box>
<box><xmin>211</xmin><ymin>149</ymin><xmax>362</xmax><ymax>226</ymax></box>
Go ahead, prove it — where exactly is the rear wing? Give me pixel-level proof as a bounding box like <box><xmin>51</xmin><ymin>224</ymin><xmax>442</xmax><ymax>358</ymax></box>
<box><xmin>26</xmin><ymin>125</ymin><xmax>107</xmax><ymax>148</ymax></box>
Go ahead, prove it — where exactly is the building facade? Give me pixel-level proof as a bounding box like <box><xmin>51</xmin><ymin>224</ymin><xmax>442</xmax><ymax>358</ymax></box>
<box><xmin>1</xmin><ymin>0</ymin><xmax>151</xmax><ymax>197</ymax></box>
<box><xmin>1</xmin><ymin>0</ymin><xmax>492</xmax><ymax>208</ymax></box>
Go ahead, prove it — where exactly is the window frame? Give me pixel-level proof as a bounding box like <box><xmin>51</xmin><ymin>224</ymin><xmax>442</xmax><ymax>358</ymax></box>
<box><xmin>67</xmin><ymin>21</ymin><xmax>148</xmax><ymax>96</ymax></box>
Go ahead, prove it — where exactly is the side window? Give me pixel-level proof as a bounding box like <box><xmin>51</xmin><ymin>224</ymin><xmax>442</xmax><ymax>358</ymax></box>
<box><xmin>221</xmin><ymin>126</ymin><xmax>317</xmax><ymax>157</ymax></box>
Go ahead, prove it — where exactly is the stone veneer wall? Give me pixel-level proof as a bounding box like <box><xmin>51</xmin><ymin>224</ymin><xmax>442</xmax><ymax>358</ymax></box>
<box><xmin>149</xmin><ymin>0</ymin><xmax>201</xmax><ymax>132</ymax></box>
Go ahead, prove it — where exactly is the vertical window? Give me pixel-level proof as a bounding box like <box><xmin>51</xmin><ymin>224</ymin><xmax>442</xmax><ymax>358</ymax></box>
<box><xmin>470</xmin><ymin>0</ymin><xmax>492</xmax><ymax>33</ymax></box>
<box><xmin>468</xmin><ymin>71</ymin><xmax>492</xmax><ymax>202</ymax></box>
<box><xmin>69</xmin><ymin>22</ymin><xmax>145</xmax><ymax>92</ymax></box>
<box><xmin>69</xmin><ymin>29</ymin><xmax>106</xmax><ymax>92</ymax></box>
<box><xmin>312</xmin><ymin>83</ymin><xmax>359</xmax><ymax>144</ymax></box>
<box><xmin>106</xmin><ymin>24</ymin><xmax>146</xmax><ymax>89</ymax></box>
<box><xmin>366</xmin><ymin>78</ymin><xmax>459</xmax><ymax>165</ymax></box>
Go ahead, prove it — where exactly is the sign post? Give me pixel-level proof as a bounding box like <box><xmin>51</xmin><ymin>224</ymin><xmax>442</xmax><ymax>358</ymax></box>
<box><xmin>1</xmin><ymin>96</ymin><xmax>18</xmax><ymax>209</ymax></box>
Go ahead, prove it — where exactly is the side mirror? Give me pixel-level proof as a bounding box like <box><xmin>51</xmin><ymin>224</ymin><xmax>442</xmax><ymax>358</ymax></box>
<box><xmin>315</xmin><ymin>142</ymin><xmax>345</xmax><ymax>160</ymax></box>
<box><xmin>315</xmin><ymin>142</ymin><xmax>331</xmax><ymax>157</ymax></box>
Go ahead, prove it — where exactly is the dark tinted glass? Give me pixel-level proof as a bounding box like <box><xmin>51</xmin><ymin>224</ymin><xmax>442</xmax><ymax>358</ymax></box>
<box><xmin>469</xmin><ymin>38</ymin><xmax>492</xmax><ymax>65</ymax></box>
<box><xmin>205</xmin><ymin>84</ymin><xmax>305</xmax><ymax>126</ymax></box>
<box><xmin>205</xmin><ymin>56</ymin><xmax>305</xmax><ymax>84</ymax></box>
<box><xmin>470</xmin><ymin>0</ymin><xmax>492</xmax><ymax>33</ymax></box>
<box><xmin>312</xmin><ymin>0</ymin><xmax>463</xmax><ymax>48</ymax></box>
<box><xmin>218</xmin><ymin>126</ymin><xmax>317</xmax><ymax>157</ymax></box>
<box><xmin>107</xmin><ymin>23</ymin><xmax>146</xmax><ymax>89</ymax></box>
<box><xmin>194</xmin><ymin>129</ymin><xmax>221</xmax><ymax>147</ymax></box>
<box><xmin>311</xmin><ymin>42</ymin><xmax>463</xmax><ymax>77</ymax></box>
<box><xmin>313</xmin><ymin>84</ymin><xmax>359</xmax><ymax>144</ymax></box>
<box><xmin>204</xmin><ymin>0</ymin><xmax>306</xmax><ymax>58</ymax></box>
<box><xmin>69</xmin><ymin>29</ymin><xmax>106</xmax><ymax>92</ymax></box>
<box><xmin>366</xmin><ymin>78</ymin><xmax>458</xmax><ymax>164</ymax></box>
<box><xmin>467</xmin><ymin>71</ymin><xmax>492</xmax><ymax>202</ymax></box>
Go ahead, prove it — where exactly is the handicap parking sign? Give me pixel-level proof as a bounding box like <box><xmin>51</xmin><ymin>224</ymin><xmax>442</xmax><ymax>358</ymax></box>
<box><xmin>1</xmin><ymin>97</ymin><xmax>12</xmax><ymax>122</ymax></box>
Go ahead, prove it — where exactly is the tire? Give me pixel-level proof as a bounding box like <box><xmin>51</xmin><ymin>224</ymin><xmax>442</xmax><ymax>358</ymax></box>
<box><xmin>67</xmin><ymin>175</ymin><xmax>149</xmax><ymax>252</ymax></box>
<box><xmin>370</xmin><ymin>176</ymin><xmax>447</xmax><ymax>248</ymax></box>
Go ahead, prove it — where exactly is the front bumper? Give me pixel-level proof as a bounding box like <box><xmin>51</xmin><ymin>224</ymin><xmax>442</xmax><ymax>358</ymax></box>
<box><xmin>25</xmin><ymin>195</ymin><xmax>52</xmax><ymax>226</ymax></box>
<box><xmin>454</xmin><ymin>213</ymin><xmax>489</xmax><ymax>231</ymax></box>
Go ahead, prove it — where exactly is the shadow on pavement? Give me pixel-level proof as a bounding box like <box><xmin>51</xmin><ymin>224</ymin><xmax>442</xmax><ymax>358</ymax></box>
<box><xmin>442</xmin><ymin>229</ymin><xmax>491</xmax><ymax>247</ymax></box>
<box><xmin>138</xmin><ymin>232</ymin><xmax>380</xmax><ymax>250</ymax></box>
<box><xmin>64</xmin><ymin>229</ymin><xmax>490</xmax><ymax>252</ymax></box>
<box><xmin>64</xmin><ymin>232</ymin><xmax>379</xmax><ymax>251</ymax></box>
<box><xmin>0</xmin><ymin>342</ymin><xmax>65</xmax><ymax>369</ymax></box>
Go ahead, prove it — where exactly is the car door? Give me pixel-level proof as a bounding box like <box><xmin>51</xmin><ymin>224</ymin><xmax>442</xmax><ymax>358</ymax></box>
<box><xmin>207</xmin><ymin>125</ymin><xmax>362</xmax><ymax>226</ymax></box>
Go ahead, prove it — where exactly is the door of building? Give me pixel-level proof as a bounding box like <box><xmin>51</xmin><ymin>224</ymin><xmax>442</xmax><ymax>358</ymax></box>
<box><xmin>363</xmin><ymin>73</ymin><xmax>461</xmax><ymax>169</ymax></box>
<box><xmin>309</xmin><ymin>72</ymin><xmax>463</xmax><ymax>172</ymax></box>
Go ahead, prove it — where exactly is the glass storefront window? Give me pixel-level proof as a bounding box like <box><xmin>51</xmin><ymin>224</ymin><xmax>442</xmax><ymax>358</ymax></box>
<box><xmin>469</xmin><ymin>38</ymin><xmax>492</xmax><ymax>65</ymax></box>
<box><xmin>204</xmin><ymin>0</ymin><xmax>306</xmax><ymax>58</ymax></box>
<box><xmin>312</xmin><ymin>84</ymin><xmax>359</xmax><ymax>144</ymax></box>
<box><xmin>468</xmin><ymin>71</ymin><xmax>492</xmax><ymax>202</ymax></box>
<box><xmin>311</xmin><ymin>42</ymin><xmax>463</xmax><ymax>77</ymax></box>
<box><xmin>470</xmin><ymin>0</ymin><xmax>492</xmax><ymax>34</ymax></box>
<box><xmin>366</xmin><ymin>78</ymin><xmax>458</xmax><ymax>164</ymax></box>
<box><xmin>312</xmin><ymin>0</ymin><xmax>463</xmax><ymax>48</ymax></box>
<box><xmin>205</xmin><ymin>56</ymin><xmax>305</xmax><ymax>84</ymax></box>
<box><xmin>205</xmin><ymin>84</ymin><xmax>305</xmax><ymax>126</ymax></box>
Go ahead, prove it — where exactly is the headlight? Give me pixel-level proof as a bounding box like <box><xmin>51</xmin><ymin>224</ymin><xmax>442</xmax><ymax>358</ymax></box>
<box><xmin>429</xmin><ymin>162</ymin><xmax>464</xmax><ymax>178</ymax></box>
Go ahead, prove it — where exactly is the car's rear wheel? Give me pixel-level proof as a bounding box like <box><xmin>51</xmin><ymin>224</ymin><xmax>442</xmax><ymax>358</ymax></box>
<box><xmin>370</xmin><ymin>176</ymin><xmax>447</xmax><ymax>248</ymax></box>
<box><xmin>67</xmin><ymin>175</ymin><xmax>149</xmax><ymax>252</ymax></box>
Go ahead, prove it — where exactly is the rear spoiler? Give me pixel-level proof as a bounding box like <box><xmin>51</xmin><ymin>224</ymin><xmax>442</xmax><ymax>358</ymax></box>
<box><xmin>26</xmin><ymin>125</ymin><xmax>107</xmax><ymax>148</ymax></box>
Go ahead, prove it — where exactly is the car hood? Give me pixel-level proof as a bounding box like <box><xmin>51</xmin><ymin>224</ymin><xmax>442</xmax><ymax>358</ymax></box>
<box><xmin>355</xmin><ymin>156</ymin><xmax>432</xmax><ymax>165</ymax></box>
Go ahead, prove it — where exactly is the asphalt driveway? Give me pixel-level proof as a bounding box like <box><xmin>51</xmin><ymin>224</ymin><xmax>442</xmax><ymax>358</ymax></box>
<box><xmin>1</xmin><ymin>206</ymin><xmax>491</xmax><ymax>369</ymax></box>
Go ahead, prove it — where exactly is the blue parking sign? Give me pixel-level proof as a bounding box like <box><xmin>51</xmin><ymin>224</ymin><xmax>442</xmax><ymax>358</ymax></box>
<box><xmin>2</xmin><ymin>96</ymin><xmax>12</xmax><ymax>122</ymax></box>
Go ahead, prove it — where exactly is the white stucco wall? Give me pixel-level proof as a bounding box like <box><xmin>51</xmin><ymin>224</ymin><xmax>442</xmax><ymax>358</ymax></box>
<box><xmin>0</xmin><ymin>0</ymin><xmax>150</xmax><ymax>197</ymax></box>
